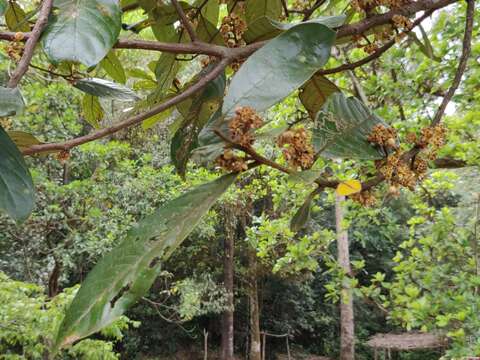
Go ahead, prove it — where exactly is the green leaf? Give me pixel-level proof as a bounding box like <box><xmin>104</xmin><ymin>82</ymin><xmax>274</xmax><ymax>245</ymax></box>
<box><xmin>0</xmin><ymin>0</ymin><xmax>8</xmax><ymax>16</ymax></box>
<box><xmin>0</xmin><ymin>126</ymin><xmax>34</xmax><ymax>222</ymax></box>
<box><xmin>313</xmin><ymin>92</ymin><xmax>387</xmax><ymax>160</ymax></box>
<box><xmin>54</xmin><ymin>173</ymin><xmax>238</xmax><ymax>349</ymax></box>
<box><xmin>6</xmin><ymin>131</ymin><xmax>42</xmax><ymax>152</ymax></box>
<box><xmin>74</xmin><ymin>78</ymin><xmax>139</xmax><ymax>101</ymax></box>
<box><xmin>222</xmin><ymin>22</ymin><xmax>336</xmax><ymax>118</ymax></box>
<box><xmin>245</xmin><ymin>0</ymin><xmax>282</xmax><ymax>24</ymax></box>
<box><xmin>290</xmin><ymin>189</ymin><xmax>318</xmax><ymax>232</ymax></box>
<box><xmin>82</xmin><ymin>94</ymin><xmax>104</xmax><ymax>128</ymax></box>
<box><xmin>171</xmin><ymin>67</ymin><xmax>226</xmax><ymax>177</ymax></box>
<box><xmin>152</xmin><ymin>53</ymin><xmax>180</xmax><ymax>100</ymax></box>
<box><xmin>5</xmin><ymin>2</ymin><xmax>30</xmax><ymax>32</ymax></box>
<box><xmin>408</xmin><ymin>25</ymin><xmax>441</xmax><ymax>62</ymax></box>
<box><xmin>42</xmin><ymin>0</ymin><xmax>122</xmax><ymax>67</ymax></box>
<box><xmin>244</xmin><ymin>15</ymin><xmax>345</xmax><ymax>44</ymax></box>
<box><xmin>299</xmin><ymin>74</ymin><xmax>339</xmax><ymax>119</ymax></box>
<box><xmin>0</xmin><ymin>86</ymin><xmax>25</xmax><ymax>116</ymax></box>
<box><xmin>100</xmin><ymin>51</ymin><xmax>126</xmax><ymax>84</ymax></box>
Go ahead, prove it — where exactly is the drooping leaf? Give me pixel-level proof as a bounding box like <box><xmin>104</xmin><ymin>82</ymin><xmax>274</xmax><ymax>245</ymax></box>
<box><xmin>42</xmin><ymin>0</ymin><xmax>122</xmax><ymax>67</ymax></box>
<box><xmin>245</xmin><ymin>0</ymin><xmax>282</xmax><ymax>25</ymax></box>
<box><xmin>82</xmin><ymin>94</ymin><xmax>104</xmax><ymax>128</ymax></box>
<box><xmin>313</xmin><ymin>93</ymin><xmax>387</xmax><ymax>160</ymax></box>
<box><xmin>100</xmin><ymin>51</ymin><xmax>126</xmax><ymax>84</ymax></box>
<box><xmin>408</xmin><ymin>25</ymin><xmax>441</xmax><ymax>62</ymax></box>
<box><xmin>244</xmin><ymin>15</ymin><xmax>345</xmax><ymax>44</ymax></box>
<box><xmin>151</xmin><ymin>53</ymin><xmax>180</xmax><ymax>101</ymax></box>
<box><xmin>6</xmin><ymin>131</ymin><xmax>42</xmax><ymax>152</ymax></box>
<box><xmin>290</xmin><ymin>188</ymin><xmax>319</xmax><ymax>232</ymax></box>
<box><xmin>0</xmin><ymin>126</ymin><xmax>34</xmax><ymax>222</ymax></box>
<box><xmin>5</xmin><ymin>2</ymin><xmax>30</xmax><ymax>32</ymax></box>
<box><xmin>0</xmin><ymin>0</ymin><xmax>8</xmax><ymax>16</ymax></box>
<box><xmin>299</xmin><ymin>74</ymin><xmax>339</xmax><ymax>119</ymax></box>
<box><xmin>222</xmin><ymin>22</ymin><xmax>336</xmax><ymax>118</ymax></box>
<box><xmin>54</xmin><ymin>173</ymin><xmax>238</xmax><ymax>349</ymax></box>
<box><xmin>171</xmin><ymin>67</ymin><xmax>226</xmax><ymax>176</ymax></box>
<box><xmin>0</xmin><ymin>86</ymin><xmax>25</xmax><ymax>116</ymax></box>
<box><xmin>336</xmin><ymin>179</ymin><xmax>362</xmax><ymax>196</ymax></box>
<box><xmin>74</xmin><ymin>78</ymin><xmax>139</xmax><ymax>101</ymax></box>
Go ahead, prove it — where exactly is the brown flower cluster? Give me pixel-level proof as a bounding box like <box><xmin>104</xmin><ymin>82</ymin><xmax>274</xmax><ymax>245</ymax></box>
<box><xmin>350</xmin><ymin>190</ymin><xmax>377</xmax><ymax>207</ymax></box>
<box><xmin>277</xmin><ymin>128</ymin><xmax>314</xmax><ymax>170</ymax></box>
<box><xmin>392</xmin><ymin>14</ymin><xmax>413</xmax><ymax>31</ymax></box>
<box><xmin>367</xmin><ymin>124</ymin><xmax>398</xmax><ymax>149</ymax></box>
<box><xmin>56</xmin><ymin>150</ymin><xmax>70</xmax><ymax>164</ymax></box>
<box><xmin>216</xmin><ymin>149</ymin><xmax>248</xmax><ymax>172</ymax></box>
<box><xmin>220</xmin><ymin>13</ymin><xmax>247</xmax><ymax>49</ymax></box>
<box><xmin>5</xmin><ymin>42</ymin><xmax>24</xmax><ymax>62</ymax></box>
<box><xmin>406</xmin><ymin>124</ymin><xmax>446</xmax><ymax>160</ymax></box>
<box><xmin>229</xmin><ymin>106</ymin><xmax>263</xmax><ymax>147</ymax></box>
<box><xmin>376</xmin><ymin>150</ymin><xmax>428</xmax><ymax>191</ymax></box>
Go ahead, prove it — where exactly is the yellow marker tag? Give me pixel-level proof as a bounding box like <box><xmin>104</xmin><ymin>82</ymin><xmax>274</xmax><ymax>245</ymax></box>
<box><xmin>336</xmin><ymin>180</ymin><xmax>362</xmax><ymax>196</ymax></box>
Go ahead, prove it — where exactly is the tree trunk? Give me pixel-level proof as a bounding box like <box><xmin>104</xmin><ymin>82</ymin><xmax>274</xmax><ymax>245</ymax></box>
<box><xmin>248</xmin><ymin>249</ymin><xmax>262</xmax><ymax>360</ymax></box>
<box><xmin>335</xmin><ymin>194</ymin><xmax>355</xmax><ymax>360</ymax></box>
<box><xmin>221</xmin><ymin>206</ymin><xmax>235</xmax><ymax>360</ymax></box>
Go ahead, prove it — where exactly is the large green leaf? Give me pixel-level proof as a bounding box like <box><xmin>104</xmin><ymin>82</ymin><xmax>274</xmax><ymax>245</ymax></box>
<box><xmin>0</xmin><ymin>87</ymin><xmax>25</xmax><ymax>117</ymax></box>
<box><xmin>54</xmin><ymin>173</ymin><xmax>237</xmax><ymax>349</ymax></box>
<box><xmin>312</xmin><ymin>92</ymin><xmax>387</xmax><ymax>160</ymax></box>
<box><xmin>0</xmin><ymin>126</ymin><xmax>34</xmax><ymax>222</ymax></box>
<box><xmin>245</xmin><ymin>0</ymin><xmax>282</xmax><ymax>24</ymax></box>
<box><xmin>74</xmin><ymin>78</ymin><xmax>139</xmax><ymax>101</ymax></box>
<box><xmin>299</xmin><ymin>74</ymin><xmax>339</xmax><ymax>119</ymax></box>
<box><xmin>222</xmin><ymin>22</ymin><xmax>336</xmax><ymax>118</ymax></box>
<box><xmin>5</xmin><ymin>2</ymin><xmax>30</xmax><ymax>32</ymax></box>
<box><xmin>7</xmin><ymin>131</ymin><xmax>43</xmax><ymax>152</ymax></box>
<box><xmin>244</xmin><ymin>15</ymin><xmax>345</xmax><ymax>43</ymax></box>
<box><xmin>100</xmin><ymin>51</ymin><xmax>126</xmax><ymax>84</ymax></box>
<box><xmin>42</xmin><ymin>0</ymin><xmax>121</xmax><ymax>67</ymax></box>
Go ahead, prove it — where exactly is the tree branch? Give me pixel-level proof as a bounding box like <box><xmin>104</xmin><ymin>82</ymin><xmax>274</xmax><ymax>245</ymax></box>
<box><xmin>320</xmin><ymin>8</ymin><xmax>434</xmax><ymax>75</ymax></box>
<box><xmin>22</xmin><ymin>59</ymin><xmax>230</xmax><ymax>155</ymax></box>
<box><xmin>171</xmin><ymin>0</ymin><xmax>197</xmax><ymax>42</ymax></box>
<box><xmin>7</xmin><ymin>0</ymin><xmax>54</xmax><ymax>88</ymax></box>
<box><xmin>431</xmin><ymin>0</ymin><xmax>474</xmax><ymax>125</ymax></box>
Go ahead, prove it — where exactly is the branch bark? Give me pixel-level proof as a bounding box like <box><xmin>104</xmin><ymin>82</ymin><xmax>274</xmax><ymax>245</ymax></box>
<box><xmin>7</xmin><ymin>0</ymin><xmax>54</xmax><ymax>88</ymax></box>
<box><xmin>171</xmin><ymin>0</ymin><xmax>197</xmax><ymax>42</ymax></box>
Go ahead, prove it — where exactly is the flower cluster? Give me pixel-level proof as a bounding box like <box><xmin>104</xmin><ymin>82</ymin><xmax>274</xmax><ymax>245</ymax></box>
<box><xmin>392</xmin><ymin>14</ymin><xmax>413</xmax><ymax>31</ymax></box>
<box><xmin>277</xmin><ymin>128</ymin><xmax>314</xmax><ymax>170</ymax></box>
<box><xmin>406</xmin><ymin>124</ymin><xmax>446</xmax><ymax>160</ymax></box>
<box><xmin>220</xmin><ymin>13</ymin><xmax>247</xmax><ymax>49</ymax></box>
<box><xmin>216</xmin><ymin>149</ymin><xmax>248</xmax><ymax>172</ymax></box>
<box><xmin>367</xmin><ymin>124</ymin><xmax>398</xmax><ymax>149</ymax></box>
<box><xmin>229</xmin><ymin>106</ymin><xmax>263</xmax><ymax>147</ymax></box>
<box><xmin>350</xmin><ymin>190</ymin><xmax>377</xmax><ymax>207</ymax></box>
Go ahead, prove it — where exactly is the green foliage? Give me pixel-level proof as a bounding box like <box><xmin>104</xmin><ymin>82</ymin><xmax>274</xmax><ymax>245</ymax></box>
<box><xmin>0</xmin><ymin>272</ymin><xmax>136</xmax><ymax>359</ymax></box>
<box><xmin>73</xmin><ymin>78</ymin><xmax>139</xmax><ymax>101</ymax></box>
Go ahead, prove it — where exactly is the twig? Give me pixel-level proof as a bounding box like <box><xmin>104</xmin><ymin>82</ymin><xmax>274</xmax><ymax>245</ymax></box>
<box><xmin>22</xmin><ymin>59</ymin><xmax>229</xmax><ymax>155</ymax></box>
<box><xmin>7</xmin><ymin>0</ymin><xmax>54</xmax><ymax>88</ymax></box>
<box><xmin>431</xmin><ymin>0</ymin><xmax>474</xmax><ymax>125</ymax></box>
<box><xmin>172</xmin><ymin>0</ymin><xmax>197</xmax><ymax>42</ymax></box>
<box><xmin>320</xmin><ymin>9</ymin><xmax>434</xmax><ymax>76</ymax></box>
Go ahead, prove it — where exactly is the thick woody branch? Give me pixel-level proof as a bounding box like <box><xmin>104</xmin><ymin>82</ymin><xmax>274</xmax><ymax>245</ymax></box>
<box><xmin>431</xmin><ymin>0</ymin><xmax>474</xmax><ymax>125</ymax></box>
<box><xmin>7</xmin><ymin>0</ymin><xmax>54</xmax><ymax>88</ymax></box>
<box><xmin>171</xmin><ymin>0</ymin><xmax>197</xmax><ymax>42</ymax></box>
<box><xmin>22</xmin><ymin>59</ymin><xmax>230</xmax><ymax>155</ymax></box>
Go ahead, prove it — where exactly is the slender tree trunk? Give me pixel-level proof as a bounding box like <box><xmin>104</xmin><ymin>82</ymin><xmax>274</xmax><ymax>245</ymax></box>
<box><xmin>221</xmin><ymin>206</ymin><xmax>235</xmax><ymax>360</ymax></box>
<box><xmin>335</xmin><ymin>194</ymin><xmax>355</xmax><ymax>360</ymax></box>
<box><xmin>248</xmin><ymin>250</ymin><xmax>261</xmax><ymax>360</ymax></box>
